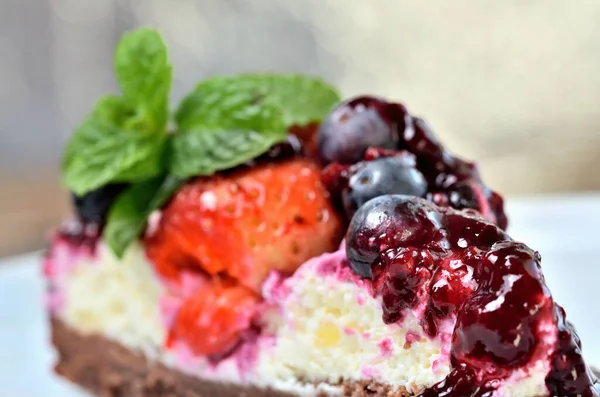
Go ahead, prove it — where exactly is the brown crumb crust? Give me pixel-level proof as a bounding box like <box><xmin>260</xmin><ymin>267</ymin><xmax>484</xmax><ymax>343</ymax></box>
<box><xmin>51</xmin><ymin>318</ymin><xmax>411</xmax><ymax>397</ymax></box>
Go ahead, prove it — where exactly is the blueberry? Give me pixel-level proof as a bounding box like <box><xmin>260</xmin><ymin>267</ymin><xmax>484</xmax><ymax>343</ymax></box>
<box><xmin>345</xmin><ymin>195</ymin><xmax>444</xmax><ymax>278</ymax></box>
<box><xmin>342</xmin><ymin>156</ymin><xmax>428</xmax><ymax>218</ymax></box>
<box><xmin>255</xmin><ymin>134</ymin><xmax>303</xmax><ymax>164</ymax></box>
<box><xmin>317</xmin><ymin>96</ymin><xmax>404</xmax><ymax>164</ymax></box>
<box><xmin>72</xmin><ymin>184</ymin><xmax>127</xmax><ymax>223</ymax></box>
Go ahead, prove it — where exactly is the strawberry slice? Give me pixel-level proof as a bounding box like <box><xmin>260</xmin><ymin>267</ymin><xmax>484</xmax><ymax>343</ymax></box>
<box><xmin>172</xmin><ymin>280</ymin><xmax>259</xmax><ymax>356</ymax></box>
<box><xmin>145</xmin><ymin>158</ymin><xmax>344</xmax><ymax>290</ymax></box>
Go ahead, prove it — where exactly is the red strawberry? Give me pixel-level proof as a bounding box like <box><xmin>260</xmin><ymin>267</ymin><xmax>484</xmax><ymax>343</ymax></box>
<box><xmin>145</xmin><ymin>158</ymin><xmax>344</xmax><ymax>290</ymax></box>
<box><xmin>172</xmin><ymin>280</ymin><xmax>259</xmax><ymax>356</ymax></box>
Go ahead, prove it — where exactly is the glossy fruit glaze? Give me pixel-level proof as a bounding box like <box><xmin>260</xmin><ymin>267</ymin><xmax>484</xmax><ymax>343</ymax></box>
<box><xmin>318</xmin><ymin>96</ymin><xmax>507</xmax><ymax>228</ymax></box>
<box><xmin>346</xmin><ymin>195</ymin><xmax>598</xmax><ymax>396</ymax></box>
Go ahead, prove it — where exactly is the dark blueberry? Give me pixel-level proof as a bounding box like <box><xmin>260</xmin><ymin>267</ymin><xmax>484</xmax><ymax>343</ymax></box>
<box><xmin>72</xmin><ymin>183</ymin><xmax>127</xmax><ymax>223</ymax></box>
<box><xmin>316</xmin><ymin>98</ymin><xmax>508</xmax><ymax>230</ymax></box>
<box><xmin>243</xmin><ymin>135</ymin><xmax>304</xmax><ymax>169</ymax></box>
<box><xmin>317</xmin><ymin>96</ymin><xmax>405</xmax><ymax>164</ymax></box>
<box><xmin>345</xmin><ymin>195</ymin><xmax>444</xmax><ymax>278</ymax></box>
<box><xmin>342</xmin><ymin>155</ymin><xmax>427</xmax><ymax>218</ymax></box>
<box><xmin>261</xmin><ymin>134</ymin><xmax>303</xmax><ymax>162</ymax></box>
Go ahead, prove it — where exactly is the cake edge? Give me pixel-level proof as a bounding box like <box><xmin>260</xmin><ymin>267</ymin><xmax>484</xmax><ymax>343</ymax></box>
<box><xmin>50</xmin><ymin>317</ymin><xmax>411</xmax><ymax>397</ymax></box>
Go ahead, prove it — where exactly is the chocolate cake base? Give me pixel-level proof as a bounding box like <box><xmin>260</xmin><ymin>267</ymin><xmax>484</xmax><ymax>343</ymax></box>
<box><xmin>51</xmin><ymin>318</ymin><xmax>409</xmax><ymax>397</ymax></box>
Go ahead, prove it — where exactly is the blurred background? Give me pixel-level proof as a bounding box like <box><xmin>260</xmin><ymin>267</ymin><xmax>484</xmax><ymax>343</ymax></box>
<box><xmin>1</xmin><ymin>0</ymin><xmax>600</xmax><ymax>257</ymax></box>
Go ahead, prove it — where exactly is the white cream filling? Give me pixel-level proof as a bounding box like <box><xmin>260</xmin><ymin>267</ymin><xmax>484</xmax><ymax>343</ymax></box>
<box><xmin>255</xmin><ymin>262</ymin><xmax>450</xmax><ymax>394</ymax></box>
<box><xmin>495</xmin><ymin>360</ymin><xmax>550</xmax><ymax>397</ymax></box>
<box><xmin>58</xmin><ymin>243</ymin><xmax>165</xmax><ymax>357</ymax></box>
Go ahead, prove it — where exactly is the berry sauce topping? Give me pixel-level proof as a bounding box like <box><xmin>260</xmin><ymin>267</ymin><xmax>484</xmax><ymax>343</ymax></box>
<box><xmin>54</xmin><ymin>218</ymin><xmax>102</xmax><ymax>253</ymax></box>
<box><xmin>317</xmin><ymin>96</ymin><xmax>402</xmax><ymax>164</ymax></box>
<box><xmin>318</xmin><ymin>96</ymin><xmax>507</xmax><ymax>228</ymax></box>
<box><xmin>346</xmin><ymin>195</ymin><xmax>598</xmax><ymax>396</ymax></box>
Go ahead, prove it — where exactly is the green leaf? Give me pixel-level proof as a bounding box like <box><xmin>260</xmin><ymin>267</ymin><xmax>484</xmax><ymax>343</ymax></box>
<box><xmin>170</xmin><ymin>83</ymin><xmax>288</xmax><ymax>178</ymax></box>
<box><xmin>176</xmin><ymin>74</ymin><xmax>340</xmax><ymax>128</ymax></box>
<box><xmin>114</xmin><ymin>27</ymin><xmax>172</xmax><ymax>130</ymax></box>
<box><xmin>170</xmin><ymin>128</ymin><xmax>284</xmax><ymax>179</ymax></box>
<box><xmin>104</xmin><ymin>175</ymin><xmax>183</xmax><ymax>258</ymax></box>
<box><xmin>91</xmin><ymin>95</ymin><xmax>134</xmax><ymax>124</ymax></box>
<box><xmin>62</xmin><ymin>96</ymin><xmax>167</xmax><ymax>196</ymax></box>
<box><xmin>247</xmin><ymin>74</ymin><xmax>341</xmax><ymax>126</ymax></box>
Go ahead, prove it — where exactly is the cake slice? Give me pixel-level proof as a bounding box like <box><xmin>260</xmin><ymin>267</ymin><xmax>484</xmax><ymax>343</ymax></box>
<box><xmin>45</xmin><ymin>27</ymin><xmax>598</xmax><ymax>397</ymax></box>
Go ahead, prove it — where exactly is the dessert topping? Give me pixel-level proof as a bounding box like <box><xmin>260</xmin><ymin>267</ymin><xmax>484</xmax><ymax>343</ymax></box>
<box><xmin>150</xmin><ymin>158</ymin><xmax>344</xmax><ymax>356</ymax></box>
<box><xmin>346</xmin><ymin>195</ymin><xmax>445</xmax><ymax>279</ymax></box>
<box><xmin>320</xmin><ymin>97</ymin><xmax>507</xmax><ymax>229</ymax></box>
<box><xmin>317</xmin><ymin>96</ymin><xmax>405</xmax><ymax>164</ymax></box>
<box><xmin>171</xmin><ymin>280</ymin><xmax>259</xmax><ymax>356</ymax></box>
<box><xmin>341</xmin><ymin>152</ymin><xmax>428</xmax><ymax>218</ymax></box>
<box><xmin>145</xmin><ymin>158</ymin><xmax>343</xmax><ymax>291</ymax></box>
<box><xmin>346</xmin><ymin>195</ymin><xmax>598</xmax><ymax>396</ymax></box>
<box><xmin>60</xmin><ymin>27</ymin><xmax>341</xmax><ymax>258</ymax></box>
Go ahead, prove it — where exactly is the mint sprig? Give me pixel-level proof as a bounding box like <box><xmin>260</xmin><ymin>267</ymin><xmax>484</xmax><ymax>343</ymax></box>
<box><xmin>176</xmin><ymin>74</ymin><xmax>340</xmax><ymax>130</ymax></box>
<box><xmin>115</xmin><ymin>28</ymin><xmax>172</xmax><ymax>130</ymax></box>
<box><xmin>233</xmin><ymin>74</ymin><xmax>341</xmax><ymax>126</ymax></box>
<box><xmin>170</xmin><ymin>81</ymin><xmax>287</xmax><ymax>178</ymax></box>
<box><xmin>62</xmin><ymin>28</ymin><xmax>172</xmax><ymax>196</ymax></box>
<box><xmin>60</xmin><ymin>28</ymin><xmax>343</xmax><ymax>258</ymax></box>
<box><xmin>104</xmin><ymin>175</ymin><xmax>182</xmax><ymax>258</ymax></box>
<box><xmin>170</xmin><ymin>74</ymin><xmax>340</xmax><ymax>178</ymax></box>
<box><xmin>62</xmin><ymin>96</ymin><xmax>167</xmax><ymax>196</ymax></box>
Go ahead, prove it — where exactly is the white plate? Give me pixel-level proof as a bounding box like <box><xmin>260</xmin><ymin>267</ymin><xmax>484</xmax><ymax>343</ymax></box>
<box><xmin>1</xmin><ymin>194</ymin><xmax>599</xmax><ymax>397</ymax></box>
<box><xmin>0</xmin><ymin>253</ymin><xmax>87</xmax><ymax>397</ymax></box>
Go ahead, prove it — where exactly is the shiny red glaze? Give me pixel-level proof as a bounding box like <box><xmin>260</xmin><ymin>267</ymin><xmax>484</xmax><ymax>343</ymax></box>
<box><xmin>349</xmin><ymin>197</ymin><xmax>598</xmax><ymax>396</ymax></box>
<box><xmin>321</xmin><ymin>101</ymin><xmax>508</xmax><ymax>229</ymax></box>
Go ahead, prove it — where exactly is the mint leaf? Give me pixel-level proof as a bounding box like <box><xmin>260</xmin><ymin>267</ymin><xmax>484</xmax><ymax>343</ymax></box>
<box><xmin>104</xmin><ymin>175</ymin><xmax>182</xmax><ymax>258</ymax></box>
<box><xmin>62</xmin><ymin>96</ymin><xmax>167</xmax><ymax>196</ymax></box>
<box><xmin>170</xmin><ymin>128</ymin><xmax>284</xmax><ymax>179</ymax></box>
<box><xmin>170</xmin><ymin>84</ymin><xmax>287</xmax><ymax>178</ymax></box>
<box><xmin>247</xmin><ymin>74</ymin><xmax>340</xmax><ymax>126</ymax></box>
<box><xmin>114</xmin><ymin>27</ymin><xmax>172</xmax><ymax>130</ymax></box>
<box><xmin>176</xmin><ymin>74</ymin><xmax>340</xmax><ymax>128</ymax></box>
<box><xmin>62</xmin><ymin>28</ymin><xmax>174</xmax><ymax>196</ymax></box>
<box><xmin>91</xmin><ymin>95</ymin><xmax>133</xmax><ymax>125</ymax></box>
<box><xmin>170</xmin><ymin>73</ymin><xmax>341</xmax><ymax>179</ymax></box>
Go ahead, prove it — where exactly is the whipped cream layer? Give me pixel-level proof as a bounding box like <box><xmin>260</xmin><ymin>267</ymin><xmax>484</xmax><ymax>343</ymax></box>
<box><xmin>45</xmin><ymin>239</ymin><xmax>553</xmax><ymax>396</ymax></box>
<box><xmin>256</xmin><ymin>249</ymin><xmax>449</xmax><ymax>394</ymax></box>
<box><xmin>45</xmin><ymin>241</ymin><xmax>165</xmax><ymax>356</ymax></box>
